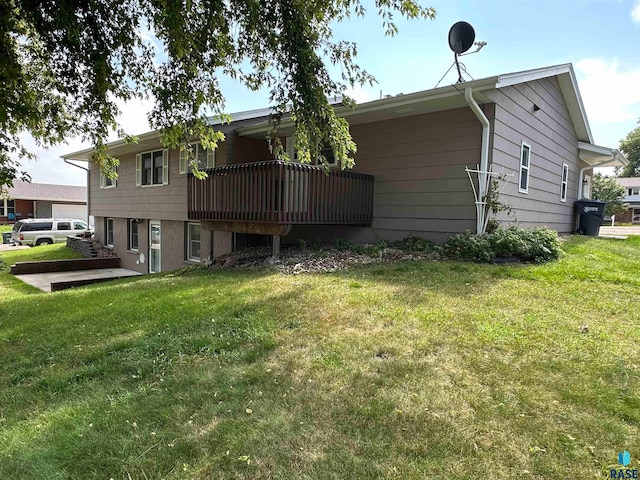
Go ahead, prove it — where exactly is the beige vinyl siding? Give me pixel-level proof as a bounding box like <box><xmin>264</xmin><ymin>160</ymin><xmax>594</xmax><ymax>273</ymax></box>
<box><xmin>90</xmin><ymin>148</ymin><xmax>188</xmax><ymax>221</ymax></box>
<box><xmin>349</xmin><ymin>107</ymin><xmax>484</xmax><ymax>239</ymax></box>
<box><xmin>485</xmin><ymin>76</ymin><xmax>588</xmax><ymax>232</ymax></box>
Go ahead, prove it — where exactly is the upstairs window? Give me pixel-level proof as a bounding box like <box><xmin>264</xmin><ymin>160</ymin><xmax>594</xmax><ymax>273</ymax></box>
<box><xmin>560</xmin><ymin>164</ymin><xmax>568</xmax><ymax>202</ymax></box>
<box><xmin>629</xmin><ymin>188</ymin><xmax>640</xmax><ymax>196</ymax></box>
<box><xmin>136</xmin><ymin>150</ymin><xmax>168</xmax><ymax>186</ymax></box>
<box><xmin>519</xmin><ymin>142</ymin><xmax>531</xmax><ymax>194</ymax></box>
<box><xmin>100</xmin><ymin>166</ymin><xmax>117</xmax><ymax>188</ymax></box>
<box><xmin>180</xmin><ymin>143</ymin><xmax>215</xmax><ymax>174</ymax></box>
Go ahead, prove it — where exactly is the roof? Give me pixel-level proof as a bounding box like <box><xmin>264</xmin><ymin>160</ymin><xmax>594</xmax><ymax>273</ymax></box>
<box><xmin>64</xmin><ymin>63</ymin><xmax>599</xmax><ymax>159</ymax></box>
<box><xmin>6</xmin><ymin>181</ymin><xmax>87</xmax><ymax>203</ymax></box>
<box><xmin>615</xmin><ymin>178</ymin><xmax>640</xmax><ymax>187</ymax></box>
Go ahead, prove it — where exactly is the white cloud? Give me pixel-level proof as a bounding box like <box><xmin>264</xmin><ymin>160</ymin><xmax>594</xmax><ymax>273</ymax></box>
<box><xmin>343</xmin><ymin>85</ymin><xmax>377</xmax><ymax>104</ymax></box>
<box><xmin>633</xmin><ymin>0</ymin><xmax>640</xmax><ymax>23</ymax></box>
<box><xmin>574</xmin><ymin>58</ymin><xmax>640</xmax><ymax>123</ymax></box>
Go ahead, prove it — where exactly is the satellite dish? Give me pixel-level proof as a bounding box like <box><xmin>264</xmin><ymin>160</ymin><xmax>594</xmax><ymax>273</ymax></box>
<box><xmin>448</xmin><ymin>21</ymin><xmax>475</xmax><ymax>55</ymax></box>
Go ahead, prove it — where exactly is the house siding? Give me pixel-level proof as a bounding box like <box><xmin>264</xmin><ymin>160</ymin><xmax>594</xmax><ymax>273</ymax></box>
<box><xmin>284</xmin><ymin>107</ymin><xmax>487</xmax><ymax>244</ymax></box>
<box><xmin>485</xmin><ymin>77</ymin><xmax>589</xmax><ymax>233</ymax></box>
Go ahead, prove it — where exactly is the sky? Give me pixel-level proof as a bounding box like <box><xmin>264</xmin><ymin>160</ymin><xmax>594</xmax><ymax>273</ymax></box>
<box><xmin>18</xmin><ymin>0</ymin><xmax>640</xmax><ymax>186</ymax></box>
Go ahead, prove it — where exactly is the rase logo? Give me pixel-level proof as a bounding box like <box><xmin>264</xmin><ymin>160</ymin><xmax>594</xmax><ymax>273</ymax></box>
<box><xmin>610</xmin><ymin>450</ymin><xmax>638</xmax><ymax>479</ymax></box>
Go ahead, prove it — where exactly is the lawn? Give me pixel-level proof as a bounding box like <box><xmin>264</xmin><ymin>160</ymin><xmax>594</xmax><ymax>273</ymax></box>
<box><xmin>0</xmin><ymin>237</ymin><xmax>638</xmax><ymax>479</ymax></box>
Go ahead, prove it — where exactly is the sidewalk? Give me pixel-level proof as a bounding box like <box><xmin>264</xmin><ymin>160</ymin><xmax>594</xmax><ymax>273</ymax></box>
<box><xmin>598</xmin><ymin>226</ymin><xmax>640</xmax><ymax>239</ymax></box>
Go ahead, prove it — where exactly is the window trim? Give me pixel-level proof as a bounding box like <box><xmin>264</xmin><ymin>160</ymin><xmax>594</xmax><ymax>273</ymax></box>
<box><xmin>560</xmin><ymin>163</ymin><xmax>569</xmax><ymax>202</ymax></box>
<box><xmin>105</xmin><ymin>218</ymin><xmax>114</xmax><ymax>247</ymax></box>
<box><xmin>128</xmin><ymin>218</ymin><xmax>139</xmax><ymax>252</ymax></box>
<box><xmin>518</xmin><ymin>142</ymin><xmax>531</xmax><ymax>194</ymax></box>
<box><xmin>136</xmin><ymin>149</ymin><xmax>169</xmax><ymax>187</ymax></box>
<box><xmin>186</xmin><ymin>222</ymin><xmax>202</xmax><ymax>262</ymax></box>
<box><xmin>179</xmin><ymin>142</ymin><xmax>215</xmax><ymax>174</ymax></box>
<box><xmin>560</xmin><ymin>163</ymin><xmax>569</xmax><ymax>203</ymax></box>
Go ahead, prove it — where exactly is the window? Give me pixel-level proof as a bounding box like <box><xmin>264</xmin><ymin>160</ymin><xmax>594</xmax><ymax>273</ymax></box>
<box><xmin>105</xmin><ymin>218</ymin><xmax>114</xmax><ymax>246</ymax></box>
<box><xmin>136</xmin><ymin>150</ymin><xmax>168</xmax><ymax>186</ymax></box>
<box><xmin>560</xmin><ymin>163</ymin><xmax>568</xmax><ymax>202</ymax></box>
<box><xmin>286</xmin><ymin>136</ymin><xmax>337</xmax><ymax>167</ymax></box>
<box><xmin>57</xmin><ymin>222</ymin><xmax>71</xmax><ymax>231</ymax></box>
<box><xmin>128</xmin><ymin>219</ymin><xmax>139</xmax><ymax>251</ymax></box>
<box><xmin>186</xmin><ymin>222</ymin><xmax>201</xmax><ymax>261</ymax></box>
<box><xmin>179</xmin><ymin>143</ymin><xmax>215</xmax><ymax>174</ymax></box>
<box><xmin>74</xmin><ymin>221</ymin><xmax>87</xmax><ymax>230</ymax></box>
<box><xmin>519</xmin><ymin>142</ymin><xmax>531</xmax><ymax>193</ymax></box>
<box><xmin>100</xmin><ymin>166</ymin><xmax>117</xmax><ymax>188</ymax></box>
<box><xmin>629</xmin><ymin>188</ymin><xmax>640</xmax><ymax>196</ymax></box>
<box><xmin>1</xmin><ymin>199</ymin><xmax>15</xmax><ymax>216</ymax></box>
<box><xmin>23</xmin><ymin>222</ymin><xmax>53</xmax><ymax>231</ymax></box>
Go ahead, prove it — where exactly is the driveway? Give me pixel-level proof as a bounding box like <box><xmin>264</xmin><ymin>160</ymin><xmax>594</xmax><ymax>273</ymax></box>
<box><xmin>0</xmin><ymin>243</ymin><xmax>29</xmax><ymax>252</ymax></box>
<box><xmin>599</xmin><ymin>226</ymin><xmax>640</xmax><ymax>239</ymax></box>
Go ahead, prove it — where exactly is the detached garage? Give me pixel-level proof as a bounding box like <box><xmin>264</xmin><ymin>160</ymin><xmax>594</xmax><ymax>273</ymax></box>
<box><xmin>1</xmin><ymin>181</ymin><xmax>87</xmax><ymax>222</ymax></box>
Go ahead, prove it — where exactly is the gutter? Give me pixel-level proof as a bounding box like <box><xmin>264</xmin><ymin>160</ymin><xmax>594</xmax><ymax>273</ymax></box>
<box><xmin>464</xmin><ymin>87</ymin><xmax>491</xmax><ymax>235</ymax></box>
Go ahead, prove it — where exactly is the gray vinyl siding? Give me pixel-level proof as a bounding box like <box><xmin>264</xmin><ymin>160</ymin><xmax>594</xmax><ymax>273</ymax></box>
<box><xmin>485</xmin><ymin>76</ymin><xmax>588</xmax><ymax>233</ymax></box>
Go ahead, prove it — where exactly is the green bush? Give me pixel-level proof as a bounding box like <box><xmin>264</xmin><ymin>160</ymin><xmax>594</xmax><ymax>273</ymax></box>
<box><xmin>393</xmin><ymin>234</ymin><xmax>435</xmax><ymax>252</ymax></box>
<box><xmin>439</xmin><ymin>227</ymin><xmax>562</xmax><ymax>263</ymax></box>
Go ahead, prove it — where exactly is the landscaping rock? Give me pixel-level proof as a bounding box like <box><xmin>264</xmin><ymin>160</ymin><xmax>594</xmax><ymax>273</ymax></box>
<box><xmin>223</xmin><ymin>256</ymin><xmax>238</xmax><ymax>268</ymax></box>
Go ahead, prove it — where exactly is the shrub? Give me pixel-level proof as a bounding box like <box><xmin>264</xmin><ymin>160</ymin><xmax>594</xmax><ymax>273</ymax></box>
<box><xmin>439</xmin><ymin>227</ymin><xmax>562</xmax><ymax>263</ymax></box>
<box><xmin>393</xmin><ymin>234</ymin><xmax>435</xmax><ymax>253</ymax></box>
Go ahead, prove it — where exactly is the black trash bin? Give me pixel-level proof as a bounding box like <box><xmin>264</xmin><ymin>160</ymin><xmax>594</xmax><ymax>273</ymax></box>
<box><xmin>574</xmin><ymin>200</ymin><xmax>606</xmax><ymax>236</ymax></box>
<box><xmin>2</xmin><ymin>232</ymin><xmax>12</xmax><ymax>244</ymax></box>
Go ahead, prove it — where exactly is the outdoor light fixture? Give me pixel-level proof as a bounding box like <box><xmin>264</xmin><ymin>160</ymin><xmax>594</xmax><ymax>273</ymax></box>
<box><xmin>533</xmin><ymin>104</ymin><xmax>541</xmax><ymax>112</ymax></box>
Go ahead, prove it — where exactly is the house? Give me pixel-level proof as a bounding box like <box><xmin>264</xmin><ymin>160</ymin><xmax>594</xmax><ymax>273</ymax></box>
<box><xmin>63</xmin><ymin>63</ymin><xmax>627</xmax><ymax>274</ymax></box>
<box><xmin>1</xmin><ymin>181</ymin><xmax>88</xmax><ymax>223</ymax></box>
<box><xmin>614</xmin><ymin>178</ymin><xmax>640</xmax><ymax>223</ymax></box>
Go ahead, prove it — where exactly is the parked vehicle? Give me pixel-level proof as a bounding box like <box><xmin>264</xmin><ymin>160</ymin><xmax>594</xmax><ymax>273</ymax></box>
<box><xmin>11</xmin><ymin>219</ymin><xmax>90</xmax><ymax>246</ymax></box>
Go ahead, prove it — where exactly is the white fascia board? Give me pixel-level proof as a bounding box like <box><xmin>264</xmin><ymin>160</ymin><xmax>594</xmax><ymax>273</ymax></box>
<box><xmin>495</xmin><ymin>64</ymin><xmax>572</xmax><ymax>87</ymax></box>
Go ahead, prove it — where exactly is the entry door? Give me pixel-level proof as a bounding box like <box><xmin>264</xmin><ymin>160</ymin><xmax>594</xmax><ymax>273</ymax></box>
<box><xmin>149</xmin><ymin>220</ymin><xmax>161</xmax><ymax>273</ymax></box>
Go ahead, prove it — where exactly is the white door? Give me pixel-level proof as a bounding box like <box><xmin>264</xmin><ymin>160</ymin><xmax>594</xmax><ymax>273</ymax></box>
<box><xmin>149</xmin><ymin>220</ymin><xmax>161</xmax><ymax>273</ymax></box>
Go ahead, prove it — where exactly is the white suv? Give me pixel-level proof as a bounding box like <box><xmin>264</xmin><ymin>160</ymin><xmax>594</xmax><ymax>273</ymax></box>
<box><xmin>11</xmin><ymin>219</ymin><xmax>90</xmax><ymax>246</ymax></box>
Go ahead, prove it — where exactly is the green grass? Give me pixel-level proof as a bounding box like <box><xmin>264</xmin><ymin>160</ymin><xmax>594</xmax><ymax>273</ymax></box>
<box><xmin>0</xmin><ymin>224</ymin><xmax>13</xmax><ymax>233</ymax></box>
<box><xmin>0</xmin><ymin>243</ymin><xmax>84</xmax><ymax>272</ymax></box>
<box><xmin>0</xmin><ymin>237</ymin><xmax>638</xmax><ymax>479</ymax></box>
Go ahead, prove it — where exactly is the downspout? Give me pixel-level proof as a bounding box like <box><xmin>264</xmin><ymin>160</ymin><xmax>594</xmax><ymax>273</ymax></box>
<box><xmin>464</xmin><ymin>87</ymin><xmax>491</xmax><ymax>235</ymax></box>
<box><xmin>63</xmin><ymin>158</ymin><xmax>90</xmax><ymax>223</ymax></box>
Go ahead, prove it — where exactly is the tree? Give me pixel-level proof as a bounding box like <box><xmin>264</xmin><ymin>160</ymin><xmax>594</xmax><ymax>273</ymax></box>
<box><xmin>618</xmin><ymin>125</ymin><xmax>640</xmax><ymax>177</ymax></box>
<box><xmin>591</xmin><ymin>173</ymin><xmax>627</xmax><ymax>216</ymax></box>
<box><xmin>0</xmin><ymin>1</ymin><xmax>435</xmax><ymax>187</ymax></box>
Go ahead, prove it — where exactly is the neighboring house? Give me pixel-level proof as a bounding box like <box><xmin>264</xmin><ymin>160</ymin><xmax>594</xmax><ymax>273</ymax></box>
<box><xmin>63</xmin><ymin>63</ymin><xmax>627</xmax><ymax>274</ymax></box>
<box><xmin>614</xmin><ymin>178</ymin><xmax>640</xmax><ymax>223</ymax></box>
<box><xmin>0</xmin><ymin>181</ymin><xmax>88</xmax><ymax>223</ymax></box>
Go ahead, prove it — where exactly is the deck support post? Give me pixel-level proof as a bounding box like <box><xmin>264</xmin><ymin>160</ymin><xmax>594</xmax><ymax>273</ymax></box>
<box><xmin>272</xmin><ymin>235</ymin><xmax>281</xmax><ymax>259</ymax></box>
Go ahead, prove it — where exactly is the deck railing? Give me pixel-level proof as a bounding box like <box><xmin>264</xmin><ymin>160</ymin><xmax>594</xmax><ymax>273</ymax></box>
<box><xmin>188</xmin><ymin>160</ymin><xmax>374</xmax><ymax>225</ymax></box>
